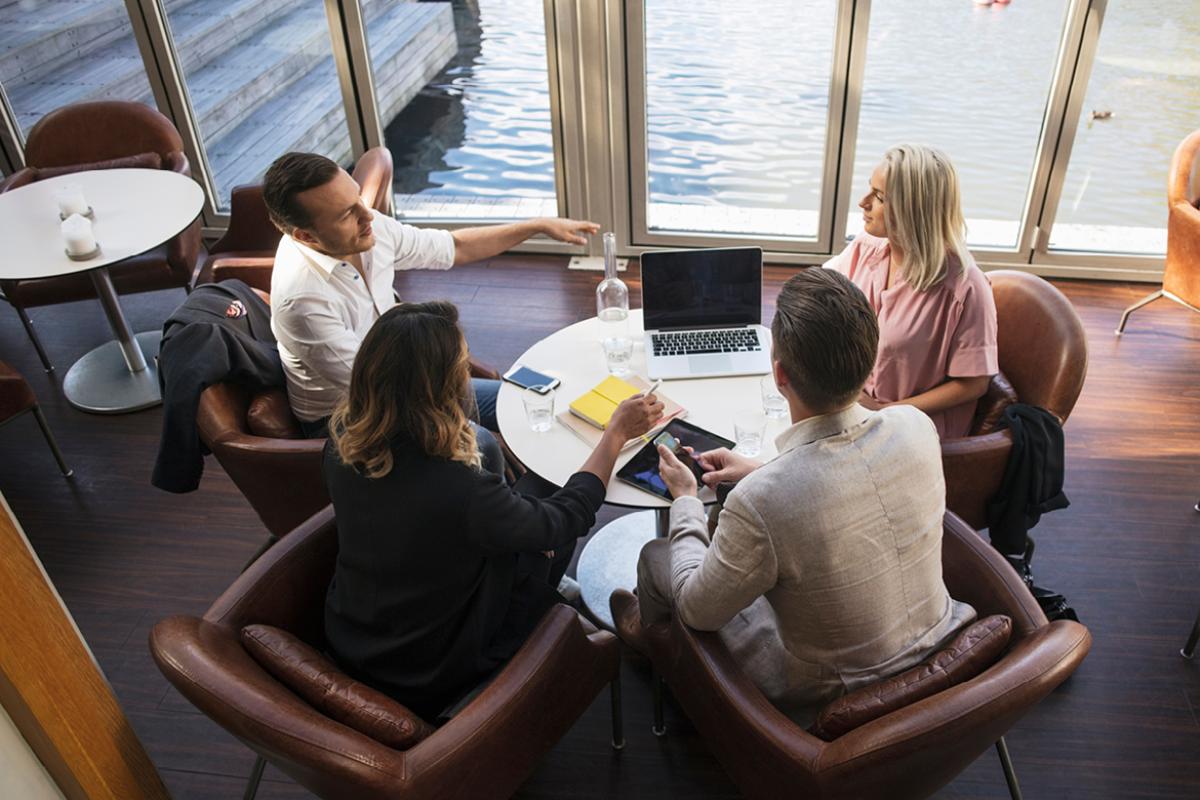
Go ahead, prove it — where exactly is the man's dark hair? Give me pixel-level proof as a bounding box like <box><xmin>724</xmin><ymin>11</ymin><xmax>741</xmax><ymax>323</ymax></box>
<box><xmin>262</xmin><ymin>152</ymin><xmax>341</xmax><ymax>233</ymax></box>
<box><xmin>771</xmin><ymin>268</ymin><xmax>879</xmax><ymax>413</ymax></box>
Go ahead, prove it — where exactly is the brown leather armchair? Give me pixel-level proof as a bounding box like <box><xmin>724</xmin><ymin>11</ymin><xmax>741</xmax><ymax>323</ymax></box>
<box><xmin>150</xmin><ymin>506</ymin><xmax>623</xmax><ymax>800</ymax></box>
<box><xmin>1116</xmin><ymin>127</ymin><xmax>1200</xmax><ymax>334</ymax></box>
<box><xmin>0</xmin><ymin>360</ymin><xmax>71</xmax><ymax>476</ymax></box>
<box><xmin>0</xmin><ymin>101</ymin><xmax>203</xmax><ymax>372</ymax></box>
<box><xmin>943</xmin><ymin>270</ymin><xmax>1088</xmax><ymax>529</ymax></box>
<box><xmin>611</xmin><ymin>511</ymin><xmax>1092</xmax><ymax>800</ymax></box>
<box><xmin>194</xmin><ymin>146</ymin><xmax>394</xmax><ymax>287</ymax></box>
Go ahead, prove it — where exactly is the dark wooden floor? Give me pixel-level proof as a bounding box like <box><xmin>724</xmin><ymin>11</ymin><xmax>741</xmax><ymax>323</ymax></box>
<box><xmin>1</xmin><ymin>255</ymin><xmax>1198</xmax><ymax>799</ymax></box>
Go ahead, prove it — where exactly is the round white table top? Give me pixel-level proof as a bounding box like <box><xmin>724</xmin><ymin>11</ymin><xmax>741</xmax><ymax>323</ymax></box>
<box><xmin>496</xmin><ymin>309</ymin><xmax>789</xmax><ymax>508</ymax></box>
<box><xmin>0</xmin><ymin>168</ymin><xmax>205</xmax><ymax>280</ymax></box>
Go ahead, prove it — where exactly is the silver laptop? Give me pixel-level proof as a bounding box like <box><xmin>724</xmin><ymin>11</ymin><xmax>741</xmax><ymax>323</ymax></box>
<box><xmin>641</xmin><ymin>247</ymin><xmax>772</xmax><ymax>380</ymax></box>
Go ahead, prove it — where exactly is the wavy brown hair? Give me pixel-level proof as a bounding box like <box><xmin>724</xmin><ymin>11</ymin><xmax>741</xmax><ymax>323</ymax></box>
<box><xmin>329</xmin><ymin>301</ymin><xmax>480</xmax><ymax>477</ymax></box>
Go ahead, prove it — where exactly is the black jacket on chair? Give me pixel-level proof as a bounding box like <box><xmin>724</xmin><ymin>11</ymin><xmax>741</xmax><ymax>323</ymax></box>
<box><xmin>985</xmin><ymin>403</ymin><xmax>1069</xmax><ymax>555</ymax></box>
<box><xmin>152</xmin><ymin>280</ymin><xmax>282</xmax><ymax>493</ymax></box>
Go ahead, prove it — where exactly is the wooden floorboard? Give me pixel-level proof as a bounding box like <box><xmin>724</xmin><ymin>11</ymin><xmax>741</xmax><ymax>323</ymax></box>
<box><xmin>0</xmin><ymin>254</ymin><xmax>1197</xmax><ymax>798</ymax></box>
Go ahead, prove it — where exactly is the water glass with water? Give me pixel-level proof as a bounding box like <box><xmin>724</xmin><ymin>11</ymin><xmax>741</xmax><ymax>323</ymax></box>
<box><xmin>522</xmin><ymin>387</ymin><xmax>555</xmax><ymax>433</ymax></box>
<box><xmin>761</xmin><ymin>375</ymin><xmax>788</xmax><ymax>419</ymax></box>
<box><xmin>603</xmin><ymin>336</ymin><xmax>634</xmax><ymax>377</ymax></box>
<box><xmin>733</xmin><ymin>410</ymin><xmax>767</xmax><ymax>458</ymax></box>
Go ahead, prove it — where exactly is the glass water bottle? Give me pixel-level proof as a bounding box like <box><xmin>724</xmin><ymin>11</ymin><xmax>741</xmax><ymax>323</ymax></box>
<box><xmin>595</xmin><ymin>232</ymin><xmax>629</xmax><ymax>345</ymax></box>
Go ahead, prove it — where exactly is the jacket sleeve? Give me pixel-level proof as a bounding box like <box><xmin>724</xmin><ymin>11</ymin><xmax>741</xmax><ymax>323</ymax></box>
<box><xmin>464</xmin><ymin>470</ymin><xmax>606</xmax><ymax>555</ymax></box>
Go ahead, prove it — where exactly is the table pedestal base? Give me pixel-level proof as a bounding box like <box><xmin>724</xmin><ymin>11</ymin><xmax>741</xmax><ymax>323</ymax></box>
<box><xmin>577</xmin><ymin>509</ymin><xmax>667</xmax><ymax>630</ymax></box>
<box><xmin>63</xmin><ymin>331</ymin><xmax>162</xmax><ymax>414</ymax></box>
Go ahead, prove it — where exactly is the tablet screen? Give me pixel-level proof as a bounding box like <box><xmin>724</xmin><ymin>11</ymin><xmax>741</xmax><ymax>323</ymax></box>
<box><xmin>616</xmin><ymin>419</ymin><xmax>736</xmax><ymax>500</ymax></box>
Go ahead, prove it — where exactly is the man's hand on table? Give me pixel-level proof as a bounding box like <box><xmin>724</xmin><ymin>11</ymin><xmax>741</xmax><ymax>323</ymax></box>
<box><xmin>694</xmin><ymin>447</ymin><xmax>761</xmax><ymax>488</ymax></box>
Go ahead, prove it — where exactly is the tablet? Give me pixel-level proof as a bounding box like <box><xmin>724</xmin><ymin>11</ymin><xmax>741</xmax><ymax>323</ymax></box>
<box><xmin>616</xmin><ymin>419</ymin><xmax>735</xmax><ymax>500</ymax></box>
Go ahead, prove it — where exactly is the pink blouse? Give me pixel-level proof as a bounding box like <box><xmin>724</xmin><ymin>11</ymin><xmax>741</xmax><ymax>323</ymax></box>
<box><xmin>826</xmin><ymin>233</ymin><xmax>998</xmax><ymax>439</ymax></box>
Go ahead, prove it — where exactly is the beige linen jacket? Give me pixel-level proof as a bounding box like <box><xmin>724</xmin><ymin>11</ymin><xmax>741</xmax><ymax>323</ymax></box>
<box><xmin>667</xmin><ymin>403</ymin><xmax>975</xmax><ymax>717</ymax></box>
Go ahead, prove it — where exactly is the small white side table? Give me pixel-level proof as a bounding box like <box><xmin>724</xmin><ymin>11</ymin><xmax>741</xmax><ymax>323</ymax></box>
<box><xmin>0</xmin><ymin>169</ymin><xmax>205</xmax><ymax>413</ymax></box>
<box><xmin>497</xmin><ymin>310</ymin><xmax>784</xmax><ymax>628</ymax></box>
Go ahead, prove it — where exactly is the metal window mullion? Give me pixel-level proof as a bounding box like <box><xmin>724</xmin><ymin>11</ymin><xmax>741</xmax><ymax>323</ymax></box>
<box><xmin>0</xmin><ymin>81</ymin><xmax>23</xmax><ymax>172</ymax></box>
<box><xmin>1029</xmin><ymin>0</ymin><xmax>1108</xmax><ymax>260</ymax></box>
<box><xmin>827</xmin><ymin>0</ymin><xmax>870</xmax><ymax>256</ymax></box>
<box><xmin>324</xmin><ymin>1</ymin><xmax>379</xmax><ymax>167</ymax></box>
<box><xmin>543</xmin><ymin>0</ymin><xmax>571</xmax><ymax>224</ymax></box>
<box><xmin>124</xmin><ymin>0</ymin><xmax>221</xmax><ymax>227</ymax></box>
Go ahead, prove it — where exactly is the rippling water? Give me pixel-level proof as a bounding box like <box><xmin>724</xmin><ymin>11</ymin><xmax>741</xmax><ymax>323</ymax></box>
<box><xmin>387</xmin><ymin>0</ymin><xmax>1199</xmax><ymax>234</ymax></box>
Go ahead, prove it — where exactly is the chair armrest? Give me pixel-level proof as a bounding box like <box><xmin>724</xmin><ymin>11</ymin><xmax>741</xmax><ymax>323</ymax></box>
<box><xmin>468</xmin><ymin>358</ymin><xmax>501</xmax><ymax>380</ymax></box>
<box><xmin>211</xmin><ymin>257</ymin><xmax>276</xmax><ymax>293</ymax></box>
<box><xmin>164</xmin><ymin>150</ymin><xmax>190</xmax><ymax>177</ymax></box>
<box><xmin>352</xmin><ymin>146</ymin><xmax>394</xmax><ymax>215</ymax></box>
<box><xmin>941</xmin><ymin>511</ymin><xmax>1046</xmax><ymax>636</ymax></box>
<box><xmin>0</xmin><ymin>168</ymin><xmax>36</xmax><ymax>192</ymax></box>
<box><xmin>940</xmin><ymin>430</ymin><xmax>1012</xmax><ymax>530</ymax></box>
<box><xmin>210</xmin><ymin>184</ymin><xmax>282</xmax><ymax>256</ymax></box>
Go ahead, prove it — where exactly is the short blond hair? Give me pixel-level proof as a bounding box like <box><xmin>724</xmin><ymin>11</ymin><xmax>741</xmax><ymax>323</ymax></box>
<box><xmin>881</xmin><ymin>144</ymin><xmax>969</xmax><ymax>292</ymax></box>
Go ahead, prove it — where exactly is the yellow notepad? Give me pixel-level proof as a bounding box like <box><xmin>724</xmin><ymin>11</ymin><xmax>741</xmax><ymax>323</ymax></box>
<box><xmin>568</xmin><ymin>375</ymin><xmax>641</xmax><ymax>429</ymax></box>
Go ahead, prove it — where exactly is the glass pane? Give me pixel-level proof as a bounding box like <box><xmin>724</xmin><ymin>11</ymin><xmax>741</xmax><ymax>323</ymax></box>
<box><xmin>851</xmin><ymin>0</ymin><xmax>1069</xmax><ymax>249</ymax></box>
<box><xmin>1049</xmin><ymin>0</ymin><xmax>1198</xmax><ymax>254</ymax></box>
<box><xmin>371</xmin><ymin>0</ymin><xmax>558</xmax><ymax>221</ymax></box>
<box><xmin>0</xmin><ymin>0</ymin><xmax>154</xmax><ymax>138</ymax></box>
<box><xmin>162</xmin><ymin>0</ymin><xmax>353</xmax><ymax>211</ymax></box>
<box><xmin>642</xmin><ymin>0</ymin><xmax>837</xmax><ymax>239</ymax></box>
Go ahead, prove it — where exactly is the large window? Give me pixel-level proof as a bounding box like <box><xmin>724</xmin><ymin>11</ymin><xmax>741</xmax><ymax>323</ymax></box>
<box><xmin>369</xmin><ymin>0</ymin><xmax>559</xmax><ymax>221</ymax></box>
<box><xmin>851</xmin><ymin>0</ymin><xmax>1069</xmax><ymax>249</ymax></box>
<box><xmin>1047</xmin><ymin>0</ymin><xmax>1199</xmax><ymax>255</ymax></box>
<box><xmin>160</xmin><ymin>0</ymin><xmax>354</xmax><ymax>210</ymax></box>
<box><xmin>0</xmin><ymin>0</ymin><xmax>154</xmax><ymax>138</ymax></box>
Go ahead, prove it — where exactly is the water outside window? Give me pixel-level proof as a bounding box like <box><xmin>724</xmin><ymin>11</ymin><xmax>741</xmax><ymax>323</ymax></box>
<box><xmin>1049</xmin><ymin>0</ymin><xmax>1200</xmax><ymax>255</ymax></box>
<box><xmin>0</xmin><ymin>0</ymin><xmax>154</xmax><ymax>138</ymax></box>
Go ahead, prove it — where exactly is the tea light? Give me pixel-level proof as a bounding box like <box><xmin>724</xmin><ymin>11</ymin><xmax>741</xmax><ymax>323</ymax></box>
<box><xmin>62</xmin><ymin>213</ymin><xmax>97</xmax><ymax>257</ymax></box>
<box><xmin>55</xmin><ymin>184</ymin><xmax>89</xmax><ymax>218</ymax></box>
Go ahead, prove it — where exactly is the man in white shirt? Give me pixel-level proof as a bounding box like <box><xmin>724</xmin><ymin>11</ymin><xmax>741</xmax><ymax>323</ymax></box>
<box><xmin>633</xmin><ymin>268</ymin><xmax>973</xmax><ymax>721</ymax></box>
<box><xmin>263</xmin><ymin>151</ymin><xmax>599</xmax><ymax>438</ymax></box>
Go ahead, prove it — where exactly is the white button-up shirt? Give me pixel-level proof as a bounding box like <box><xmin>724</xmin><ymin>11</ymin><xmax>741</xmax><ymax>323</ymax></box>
<box><xmin>269</xmin><ymin>210</ymin><xmax>456</xmax><ymax>422</ymax></box>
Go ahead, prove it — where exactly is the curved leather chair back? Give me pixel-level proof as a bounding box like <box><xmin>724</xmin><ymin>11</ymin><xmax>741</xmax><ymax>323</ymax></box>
<box><xmin>1165</xmin><ymin>128</ymin><xmax>1200</xmax><ymax>303</ymax></box>
<box><xmin>635</xmin><ymin>513</ymin><xmax>1089</xmax><ymax>800</ymax></box>
<box><xmin>23</xmin><ymin>101</ymin><xmax>185</xmax><ymax>167</ymax></box>
<box><xmin>196</xmin><ymin>383</ymin><xmax>327</xmax><ymax>539</ymax></box>
<box><xmin>150</xmin><ymin>507</ymin><xmax>622</xmax><ymax>800</ymax></box>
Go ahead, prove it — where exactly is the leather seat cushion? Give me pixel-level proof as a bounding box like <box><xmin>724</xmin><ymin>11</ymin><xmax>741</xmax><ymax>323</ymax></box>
<box><xmin>809</xmin><ymin>614</ymin><xmax>1013</xmax><ymax>741</ymax></box>
<box><xmin>241</xmin><ymin>624</ymin><xmax>435</xmax><ymax>750</ymax></box>
<box><xmin>32</xmin><ymin>151</ymin><xmax>162</xmax><ymax>181</ymax></box>
<box><xmin>969</xmin><ymin>372</ymin><xmax>1018</xmax><ymax>436</ymax></box>
<box><xmin>246</xmin><ymin>389</ymin><xmax>303</xmax><ymax>439</ymax></box>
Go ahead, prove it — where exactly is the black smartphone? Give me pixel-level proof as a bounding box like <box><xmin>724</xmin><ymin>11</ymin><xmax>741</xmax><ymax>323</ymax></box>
<box><xmin>653</xmin><ymin>431</ymin><xmax>705</xmax><ymax>480</ymax></box>
<box><xmin>503</xmin><ymin>365</ymin><xmax>561</xmax><ymax>393</ymax></box>
<box><xmin>618</xmin><ymin>419</ymin><xmax>735</xmax><ymax>500</ymax></box>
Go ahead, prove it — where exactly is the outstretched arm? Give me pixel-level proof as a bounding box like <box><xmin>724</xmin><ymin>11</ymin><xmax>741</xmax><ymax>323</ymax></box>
<box><xmin>452</xmin><ymin>218</ymin><xmax>599</xmax><ymax>265</ymax></box>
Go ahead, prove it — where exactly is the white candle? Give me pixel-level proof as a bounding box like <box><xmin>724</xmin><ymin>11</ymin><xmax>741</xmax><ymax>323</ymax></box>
<box><xmin>54</xmin><ymin>183</ymin><xmax>88</xmax><ymax>217</ymax></box>
<box><xmin>62</xmin><ymin>214</ymin><xmax>96</xmax><ymax>256</ymax></box>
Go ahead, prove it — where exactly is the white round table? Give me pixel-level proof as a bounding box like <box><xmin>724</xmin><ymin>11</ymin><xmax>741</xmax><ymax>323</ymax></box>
<box><xmin>497</xmin><ymin>310</ymin><xmax>787</xmax><ymax>628</ymax></box>
<box><xmin>0</xmin><ymin>169</ymin><xmax>205</xmax><ymax>413</ymax></box>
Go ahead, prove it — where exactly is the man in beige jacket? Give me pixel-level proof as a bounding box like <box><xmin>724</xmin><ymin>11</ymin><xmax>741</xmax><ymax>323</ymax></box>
<box><xmin>636</xmin><ymin>267</ymin><xmax>974</xmax><ymax>720</ymax></box>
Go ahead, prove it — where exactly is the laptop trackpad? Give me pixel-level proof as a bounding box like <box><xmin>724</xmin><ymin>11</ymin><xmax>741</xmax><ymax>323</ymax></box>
<box><xmin>688</xmin><ymin>354</ymin><xmax>733</xmax><ymax>374</ymax></box>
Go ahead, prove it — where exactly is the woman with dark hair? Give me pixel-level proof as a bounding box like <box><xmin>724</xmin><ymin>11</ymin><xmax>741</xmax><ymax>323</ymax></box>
<box><xmin>323</xmin><ymin>301</ymin><xmax>662</xmax><ymax>719</ymax></box>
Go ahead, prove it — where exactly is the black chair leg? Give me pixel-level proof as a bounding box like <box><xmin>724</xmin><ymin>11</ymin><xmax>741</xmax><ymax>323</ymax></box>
<box><xmin>30</xmin><ymin>406</ymin><xmax>72</xmax><ymax>477</ymax></box>
<box><xmin>995</xmin><ymin>737</ymin><xmax>1022</xmax><ymax>800</ymax></box>
<box><xmin>242</xmin><ymin>755</ymin><xmax>266</xmax><ymax>800</ymax></box>
<box><xmin>1182</xmin><ymin>607</ymin><xmax>1200</xmax><ymax>659</ymax></box>
<box><xmin>651</xmin><ymin>670</ymin><xmax>666</xmax><ymax>737</ymax></box>
<box><xmin>610</xmin><ymin>670</ymin><xmax>625</xmax><ymax>750</ymax></box>
<box><xmin>14</xmin><ymin>304</ymin><xmax>53</xmax><ymax>373</ymax></box>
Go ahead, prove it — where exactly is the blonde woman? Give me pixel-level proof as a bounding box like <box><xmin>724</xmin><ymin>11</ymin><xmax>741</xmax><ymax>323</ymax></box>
<box><xmin>825</xmin><ymin>144</ymin><xmax>998</xmax><ymax>439</ymax></box>
<box><xmin>322</xmin><ymin>301</ymin><xmax>662</xmax><ymax>719</ymax></box>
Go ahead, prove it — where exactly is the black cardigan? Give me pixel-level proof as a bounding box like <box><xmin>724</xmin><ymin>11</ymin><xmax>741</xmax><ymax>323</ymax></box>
<box><xmin>322</xmin><ymin>439</ymin><xmax>605</xmax><ymax>718</ymax></box>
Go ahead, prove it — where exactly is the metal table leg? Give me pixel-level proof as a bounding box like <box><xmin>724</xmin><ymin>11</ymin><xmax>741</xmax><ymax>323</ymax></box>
<box><xmin>577</xmin><ymin>507</ymin><xmax>669</xmax><ymax>630</ymax></box>
<box><xmin>62</xmin><ymin>266</ymin><xmax>162</xmax><ymax>414</ymax></box>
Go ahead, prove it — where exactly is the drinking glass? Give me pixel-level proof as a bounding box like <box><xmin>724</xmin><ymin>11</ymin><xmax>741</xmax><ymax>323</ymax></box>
<box><xmin>761</xmin><ymin>375</ymin><xmax>788</xmax><ymax>419</ymax></box>
<box><xmin>733</xmin><ymin>410</ymin><xmax>767</xmax><ymax>457</ymax></box>
<box><xmin>522</xmin><ymin>386</ymin><xmax>555</xmax><ymax>433</ymax></box>
<box><xmin>602</xmin><ymin>336</ymin><xmax>634</xmax><ymax>377</ymax></box>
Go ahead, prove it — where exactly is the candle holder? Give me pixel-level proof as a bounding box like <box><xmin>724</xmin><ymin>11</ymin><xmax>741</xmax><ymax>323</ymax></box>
<box><xmin>59</xmin><ymin>206</ymin><xmax>95</xmax><ymax>221</ymax></box>
<box><xmin>64</xmin><ymin>244</ymin><xmax>102</xmax><ymax>261</ymax></box>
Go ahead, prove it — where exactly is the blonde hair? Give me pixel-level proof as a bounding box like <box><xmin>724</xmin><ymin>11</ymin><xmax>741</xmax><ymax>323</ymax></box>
<box><xmin>329</xmin><ymin>302</ymin><xmax>480</xmax><ymax>478</ymax></box>
<box><xmin>881</xmin><ymin>144</ymin><xmax>970</xmax><ymax>292</ymax></box>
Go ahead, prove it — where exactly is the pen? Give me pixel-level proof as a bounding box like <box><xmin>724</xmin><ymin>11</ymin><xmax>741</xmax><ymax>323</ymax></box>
<box><xmin>638</xmin><ymin>379</ymin><xmax>665</xmax><ymax>443</ymax></box>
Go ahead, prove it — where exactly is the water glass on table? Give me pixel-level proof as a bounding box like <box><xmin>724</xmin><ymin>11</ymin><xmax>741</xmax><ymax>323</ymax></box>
<box><xmin>602</xmin><ymin>336</ymin><xmax>634</xmax><ymax>377</ymax></box>
<box><xmin>761</xmin><ymin>375</ymin><xmax>788</xmax><ymax>419</ymax></box>
<box><xmin>733</xmin><ymin>410</ymin><xmax>767</xmax><ymax>457</ymax></box>
<box><xmin>522</xmin><ymin>386</ymin><xmax>556</xmax><ymax>433</ymax></box>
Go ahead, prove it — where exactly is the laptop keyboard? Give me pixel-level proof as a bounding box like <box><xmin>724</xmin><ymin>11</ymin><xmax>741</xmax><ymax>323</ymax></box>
<box><xmin>651</xmin><ymin>328</ymin><xmax>762</xmax><ymax>357</ymax></box>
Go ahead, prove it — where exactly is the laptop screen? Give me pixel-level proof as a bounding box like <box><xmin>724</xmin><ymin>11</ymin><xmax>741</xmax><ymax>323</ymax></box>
<box><xmin>641</xmin><ymin>247</ymin><xmax>763</xmax><ymax>330</ymax></box>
